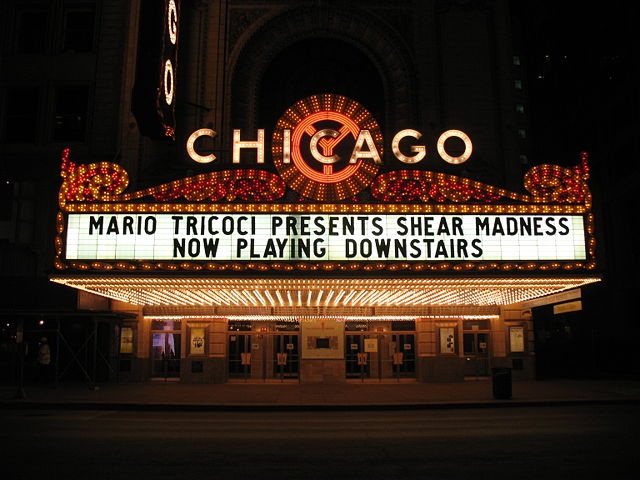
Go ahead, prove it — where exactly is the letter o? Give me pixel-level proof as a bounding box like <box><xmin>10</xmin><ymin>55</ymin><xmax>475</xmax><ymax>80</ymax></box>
<box><xmin>144</xmin><ymin>216</ymin><xmax>157</xmax><ymax>234</ymax></box>
<box><xmin>222</xmin><ymin>216</ymin><xmax>235</xmax><ymax>235</ymax></box>
<box><xmin>437</xmin><ymin>130</ymin><xmax>473</xmax><ymax>164</ymax></box>
<box><xmin>164</xmin><ymin>59</ymin><xmax>174</xmax><ymax>105</ymax></box>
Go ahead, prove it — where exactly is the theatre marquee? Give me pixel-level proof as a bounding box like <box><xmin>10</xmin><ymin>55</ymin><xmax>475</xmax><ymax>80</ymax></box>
<box><xmin>54</xmin><ymin>94</ymin><xmax>596</xmax><ymax>274</ymax></box>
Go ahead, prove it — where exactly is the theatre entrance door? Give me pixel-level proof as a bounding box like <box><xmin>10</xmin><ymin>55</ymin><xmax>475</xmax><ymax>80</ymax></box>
<box><xmin>345</xmin><ymin>321</ymin><xmax>416</xmax><ymax>381</ymax></box>
<box><xmin>150</xmin><ymin>320</ymin><xmax>181</xmax><ymax>380</ymax></box>
<box><xmin>228</xmin><ymin>322</ymin><xmax>300</xmax><ymax>381</ymax></box>
<box><xmin>463</xmin><ymin>332</ymin><xmax>490</xmax><ymax>378</ymax></box>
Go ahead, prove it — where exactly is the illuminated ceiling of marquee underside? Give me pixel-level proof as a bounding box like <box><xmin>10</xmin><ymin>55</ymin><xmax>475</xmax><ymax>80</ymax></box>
<box><xmin>50</xmin><ymin>276</ymin><xmax>601</xmax><ymax>308</ymax></box>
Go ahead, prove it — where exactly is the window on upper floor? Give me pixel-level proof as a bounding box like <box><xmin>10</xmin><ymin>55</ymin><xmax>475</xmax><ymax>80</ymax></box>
<box><xmin>11</xmin><ymin>3</ymin><xmax>97</xmax><ymax>55</ymax></box>
<box><xmin>1</xmin><ymin>85</ymin><xmax>92</xmax><ymax>144</ymax></box>
<box><xmin>0</xmin><ymin>180</ymin><xmax>37</xmax><ymax>245</ymax></box>
<box><xmin>2</xmin><ymin>87</ymin><xmax>40</xmax><ymax>143</ymax></box>
<box><xmin>52</xmin><ymin>86</ymin><xmax>89</xmax><ymax>142</ymax></box>
<box><xmin>62</xmin><ymin>5</ymin><xmax>96</xmax><ymax>53</ymax></box>
<box><xmin>14</xmin><ymin>8</ymin><xmax>49</xmax><ymax>54</ymax></box>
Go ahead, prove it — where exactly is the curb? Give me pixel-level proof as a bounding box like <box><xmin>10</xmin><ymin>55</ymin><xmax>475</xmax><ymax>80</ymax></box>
<box><xmin>2</xmin><ymin>397</ymin><xmax>640</xmax><ymax>412</ymax></box>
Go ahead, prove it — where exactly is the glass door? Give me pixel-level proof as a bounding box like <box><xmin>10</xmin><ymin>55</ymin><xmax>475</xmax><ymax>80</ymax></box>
<box><xmin>345</xmin><ymin>324</ymin><xmax>417</xmax><ymax>381</ymax></box>
<box><xmin>151</xmin><ymin>332</ymin><xmax>181</xmax><ymax>380</ymax></box>
<box><xmin>228</xmin><ymin>333</ymin><xmax>251</xmax><ymax>379</ymax></box>
<box><xmin>391</xmin><ymin>333</ymin><xmax>416</xmax><ymax>378</ymax></box>
<box><xmin>273</xmin><ymin>334</ymin><xmax>299</xmax><ymax>380</ymax></box>
<box><xmin>463</xmin><ymin>332</ymin><xmax>490</xmax><ymax>377</ymax></box>
<box><xmin>345</xmin><ymin>334</ymin><xmax>370</xmax><ymax>379</ymax></box>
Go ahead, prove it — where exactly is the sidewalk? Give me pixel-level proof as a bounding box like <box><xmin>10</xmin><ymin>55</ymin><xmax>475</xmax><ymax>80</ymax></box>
<box><xmin>2</xmin><ymin>378</ymin><xmax>640</xmax><ymax>410</ymax></box>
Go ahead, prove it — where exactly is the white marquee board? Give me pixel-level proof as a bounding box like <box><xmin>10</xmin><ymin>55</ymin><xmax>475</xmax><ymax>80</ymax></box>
<box><xmin>64</xmin><ymin>213</ymin><xmax>586</xmax><ymax>262</ymax></box>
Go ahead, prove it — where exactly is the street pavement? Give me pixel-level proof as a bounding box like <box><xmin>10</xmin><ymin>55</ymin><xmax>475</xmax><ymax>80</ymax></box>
<box><xmin>4</xmin><ymin>405</ymin><xmax>639</xmax><ymax>479</ymax></box>
<box><xmin>5</xmin><ymin>404</ymin><xmax>640</xmax><ymax>479</ymax></box>
<box><xmin>2</xmin><ymin>378</ymin><xmax>640</xmax><ymax>410</ymax></box>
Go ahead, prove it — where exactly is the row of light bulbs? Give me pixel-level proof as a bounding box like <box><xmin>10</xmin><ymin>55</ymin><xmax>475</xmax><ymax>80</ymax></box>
<box><xmin>50</xmin><ymin>276</ymin><xmax>600</xmax><ymax>307</ymax></box>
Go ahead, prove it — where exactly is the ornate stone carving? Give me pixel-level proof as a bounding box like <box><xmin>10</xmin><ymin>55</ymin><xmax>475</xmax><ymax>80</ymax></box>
<box><xmin>227</xmin><ymin>8</ymin><xmax>270</xmax><ymax>54</ymax></box>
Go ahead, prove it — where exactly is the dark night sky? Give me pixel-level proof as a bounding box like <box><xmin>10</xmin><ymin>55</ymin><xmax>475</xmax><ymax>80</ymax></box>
<box><xmin>512</xmin><ymin>1</ymin><xmax>639</xmax><ymax>171</ymax></box>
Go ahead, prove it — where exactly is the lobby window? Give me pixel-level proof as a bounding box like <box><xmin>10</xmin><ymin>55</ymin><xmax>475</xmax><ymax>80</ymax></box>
<box><xmin>62</xmin><ymin>6</ymin><xmax>96</xmax><ymax>53</ymax></box>
<box><xmin>391</xmin><ymin>321</ymin><xmax>415</xmax><ymax>331</ymax></box>
<box><xmin>228</xmin><ymin>321</ymin><xmax>251</xmax><ymax>332</ymax></box>
<box><xmin>2</xmin><ymin>87</ymin><xmax>40</xmax><ymax>143</ymax></box>
<box><xmin>345</xmin><ymin>321</ymin><xmax>368</xmax><ymax>331</ymax></box>
<box><xmin>14</xmin><ymin>8</ymin><xmax>49</xmax><ymax>54</ymax></box>
<box><xmin>276</xmin><ymin>321</ymin><xmax>300</xmax><ymax>331</ymax></box>
<box><xmin>53</xmin><ymin>86</ymin><xmax>89</xmax><ymax>142</ymax></box>
<box><xmin>151</xmin><ymin>320</ymin><xmax>182</xmax><ymax>331</ymax></box>
<box><xmin>463</xmin><ymin>320</ymin><xmax>490</xmax><ymax>330</ymax></box>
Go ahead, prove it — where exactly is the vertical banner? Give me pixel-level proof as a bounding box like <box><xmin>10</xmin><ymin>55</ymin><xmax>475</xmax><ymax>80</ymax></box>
<box><xmin>509</xmin><ymin>326</ymin><xmax>525</xmax><ymax>353</ymax></box>
<box><xmin>439</xmin><ymin>327</ymin><xmax>456</xmax><ymax>354</ymax></box>
<box><xmin>120</xmin><ymin>326</ymin><xmax>134</xmax><ymax>354</ymax></box>
<box><xmin>190</xmin><ymin>327</ymin><xmax>205</xmax><ymax>355</ymax></box>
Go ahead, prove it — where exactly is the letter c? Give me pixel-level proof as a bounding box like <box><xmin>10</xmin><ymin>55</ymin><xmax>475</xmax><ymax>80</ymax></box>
<box><xmin>310</xmin><ymin>129</ymin><xmax>340</xmax><ymax>164</ymax></box>
<box><xmin>186</xmin><ymin>129</ymin><xmax>217</xmax><ymax>163</ymax></box>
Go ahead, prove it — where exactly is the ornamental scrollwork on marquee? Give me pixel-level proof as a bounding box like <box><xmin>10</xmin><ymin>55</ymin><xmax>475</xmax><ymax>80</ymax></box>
<box><xmin>370</xmin><ymin>152</ymin><xmax>591</xmax><ymax>207</ymax></box>
<box><xmin>522</xmin><ymin>153</ymin><xmax>591</xmax><ymax>205</ymax></box>
<box><xmin>59</xmin><ymin>149</ymin><xmax>591</xmax><ymax>208</ymax></box>
<box><xmin>59</xmin><ymin>149</ymin><xmax>286</xmax><ymax>209</ymax></box>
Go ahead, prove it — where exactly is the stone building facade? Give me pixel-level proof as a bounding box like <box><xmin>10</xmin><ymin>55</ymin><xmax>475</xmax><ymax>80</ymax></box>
<box><xmin>1</xmin><ymin>1</ymin><xmax>600</xmax><ymax>384</ymax></box>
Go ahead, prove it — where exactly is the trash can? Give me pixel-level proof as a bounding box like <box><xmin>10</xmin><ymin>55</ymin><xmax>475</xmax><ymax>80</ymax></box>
<box><xmin>491</xmin><ymin>367</ymin><xmax>512</xmax><ymax>399</ymax></box>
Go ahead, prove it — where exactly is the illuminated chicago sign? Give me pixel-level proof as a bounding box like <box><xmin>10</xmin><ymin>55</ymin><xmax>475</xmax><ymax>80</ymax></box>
<box><xmin>162</xmin><ymin>0</ymin><xmax>178</xmax><ymax>112</ymax></box>
<box><xmin>132</xmin><ymin>0</ymin><xmax>179</xmax><ymax>139</ymax></box>
<box><xmin>187</xmin><ymin>95</ymin><xmax>472</xmax><ymax>201</ymax></box>
<box><xmin>54</xmin><ymin>94</ymin><xmax>596</xmax><ymax>273</ymax></box>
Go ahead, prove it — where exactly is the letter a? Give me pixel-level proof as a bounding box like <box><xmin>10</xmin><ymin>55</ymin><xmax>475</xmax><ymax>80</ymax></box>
<box><xmin>349</xmin><ymin>130</ymin><xmax>382</xmax><ymax>164</ymax></box>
